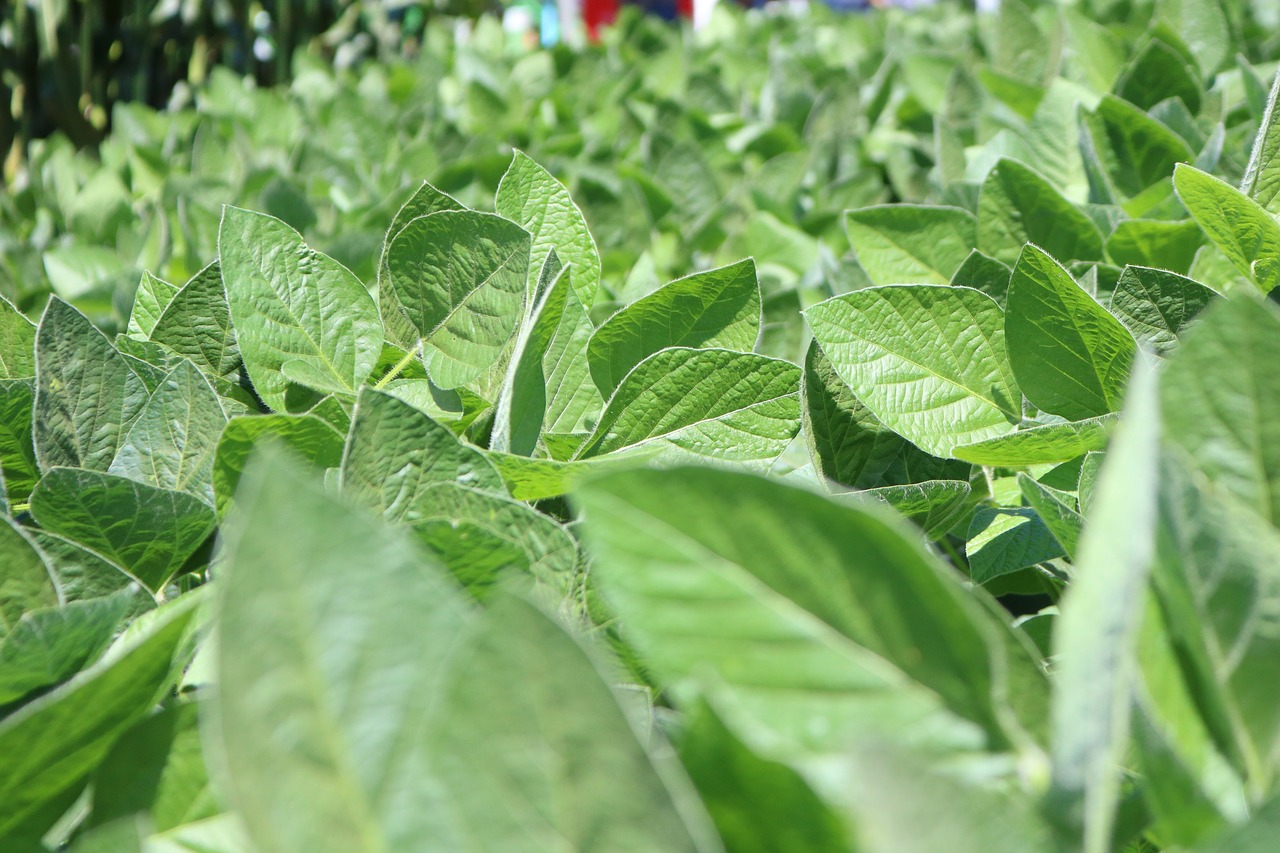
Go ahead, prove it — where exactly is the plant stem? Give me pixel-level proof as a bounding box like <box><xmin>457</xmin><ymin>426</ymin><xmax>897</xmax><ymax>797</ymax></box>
<box><xmin>373</xmin><ymin>344</ymin><xmax>420</xmax><ymax>390</ymax></box>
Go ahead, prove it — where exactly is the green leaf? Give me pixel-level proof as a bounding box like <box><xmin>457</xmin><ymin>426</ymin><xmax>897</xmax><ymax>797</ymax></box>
<box><xmin>0</xmin><ymin>516</ymin><xmax>59</xmax><ymax>639</ymax></box>
<box><xmin>212</xmin><ymin>413</ymin><xmax>345</xmax><ymax>517</ymax></box>
<box><xmin>386</xmin><ymin>210</ymin><xmax>531</xmax><ymax>390</ymax></box>
<box><xmin>485</xmin><ymin>451</ymin><xmax>648</xmax><ymax>502</ymax></box>
<box><xmin>1006</xmin><ymin>245</ymin><xmax>1137</xmax><ymax>421</ymax></box>
<box><xmin>127</xmin><ymin>271</ymin><xmax>181</xmax><ymax>339</ymax></box>
<box><xmin>341</xmin><ymin>388</ymin><xmax>506</xmax><ymax>521</ymax></box>
<box><xmin>377</xmin><ymin>182</ymin><xmax>466</xmax><ymax>350</ymax></box>
<box><xmin>1189</xmin><ymin>794</ymin><xmax>1280</xmax><ymax>852</ymax></box>
<box><xmin>108</xmin><ymin>360</ymin><xmax>228</xmax><ymax>504</ymax></box>
<box><xmin>149</xmin><ymin>262</ymin><xmax>241</xmax><ymax>382</ymax></box>
<box><xmin>1017</xmin><ymin>473</ymin><xmax>1083</xmax><ymax>558</ymax></box>
<box><xmin>0</xmin><ymin>591</ymin><xmax>203</xmax><ymax>840</ymax></box>
<box><xmin>219</xmin><ymin>206</ymin><xmax>383</xmax><ymax>410</ymax></box>
<box><xmin>1159</xmin><ymin>296</ymin><xmax>1280</xmax><ymax>528</ymax></box>
<box><xmin>978</xmin><ymin>159</ymin><xmax>1105</xmax><ymax>266</ymax></box>
<box><xmin>578</xmin><ymin>347</ymin><xmax>801</xmax><ymax>466</ymax></box>
<box><xmin>845</xmin><ymin>204</ymin><xmax>976</xmax><ymax>285</ymax></box>
<box><xmin>676</xmin><ymin>699</ymin><xmax>853</xmax><ymax>853</ymax></box>
<box><xmin>1116</xmin><ymin>38</ymin><xmax>1201</xmax><ymax>113</ymax></box>
<box><xmin>29</xmin><ymin>468</ymin><xmax>217</xmax><ymax>593</ymax></box>
<box><xmin>950</xmin><ymin>249</ymin><xmax>1013</xmax><ymax>308</ymax></box>
<box><xmin>575</xmin><ymin>466</ymin><xmax>1042</xmax><ymax>750</ymax></box>
<box><xmin>28</xmin><ymin>530</ymin><xmax>137</xmax><ymax>604</ymax></box>
<box><xmin>0</xmin><ymin>380</ymin><xmax>39</xmax><ymax>504</ymax></box>
<box><xmin>966</xmin><ymin>507</ymin><xmax>1064</xmax><ymax>584</ymax></box>
<box><xmin>1108</xmin><ymin>265</ymin><xmax>1216</xmax><ymax>357</ymax></box>
<box><xmin>1173</xmin><ymin>164</ymin><xmax>1280</xmax><ymax>295</ymax></box>
<box><xmin>954</xmin><ymin>416</ymin><xmax>1116</xmax><ymax>466</ymax></box>
<box><xmin>34</xmin><ymin>297</ymin><xmax>149</xmax><ymax>472</ymax></box>
<box><xmin>805</xmin><ymin>285</ymin><xmax>1021</xmax><ymax>458</ymax></box>
<box><xmin>1082</xmin><ymin>95</ymin><xmax>1193</xmax><ymax>202</ymax></box>
<box><xmin>1106</xmin><ymin>219</ymin><xmax>1203</xmax><ymax>275</ymax></box>
<box><xmin>1241</xmin><ymin>69</ymin><xmax>1280</xmax><ymax>216</ymax></box>
<box><xmin>0</xmin><ymin>296</ymin><xmax>36</xmax><ymax>380</ymax></box>
<box><xmin>423</xmin><ymin>593</ymin><xmax>716</xmax><ymax>850</ymax></box>
<box><xmin>587</xmin><ymin>259</ymin><xmax>760</xmax><ymax>398</ymax></box>
<box><xmin>1049</xmin><ymin>358</ymin><xmax>1159</xmax><ymax>853</ymax></box>
<box><xmin>495</xmin><ymin>151</ymin><xmax>602</xmax><ymax>307</ymax></box>
<box><xmin>801</xmin><ymin>341</ymin><xmax>971</xmax><ymax>489</ymax></box>
<box><xmin>0</xmin><ymin>591</ymin><xmax>132</xmax><ymax>706</ymax></box>
<box><xmin>850</xmin><ymin>480</ymin><xmax>974</xmax><ymax>540</ymax></box>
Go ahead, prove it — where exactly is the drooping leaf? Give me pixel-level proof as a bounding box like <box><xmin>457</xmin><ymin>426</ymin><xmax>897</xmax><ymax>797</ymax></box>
<box><xmin>577</xmin><ymin>347</ymin><xmax>801</xmax><ymax>466</ymax></box>
<box><xmin>386</xmin><ymin>210</ymin><xmax>531</xmax><ymax>390</ymax></box>
<box><xmin>587</xmin><ymin>259</ymin><xmax>760</xmax><ymax>398</ymax></box>
<box><xmin>1173</xmin><ymin>164</ymin><xmax>1280</xmax><ymax>295</ymax></box>
<box><xmin>495</xmin><ymin>151</ymin><xmax>602</xmax><ymax>307</ymax></box>
<box><xmin>29</xmin><ymin>468</ymin><xmax>217</xmax><ymax>593</ymax></box>
<box><xmin>845</xmin><ymin>204</ymin><xmax>976</xmax><ymax>285</ymax></box>
<box><xmin>33</xmin><ymin>297</ymin><xmax>149</xmax><ymax>472</ymax></box>
<box><xmin>805</xmin><ymin>285</ymin><xmax>1021</xmax><ymax>458</ymax></box>
<box><xmin>1006</xmin><ymin>245</ymin><xmax>1137</xmax><ymax>421</ymax></box>
<box><xmin>219</xmin><ymin>206</ymin><xmax>383</xmax><ymax>410</ymax></box>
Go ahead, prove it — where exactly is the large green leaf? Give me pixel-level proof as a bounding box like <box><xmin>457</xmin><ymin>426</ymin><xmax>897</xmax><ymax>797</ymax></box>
<box><xmin>386</xmin><ymin>210</ymin><xmax>530</xmax><ymax>390</ymax></box>
<box><xmin>978</xmin><ymin>159</ymin><xmax>1104</xmax><ymax>266</ymax></box>
<box><xmin>1173</xmin><ymin>164</ymin><xmax>1280</xmax><ymax>295</ymax></box>
<box><xmin>219</xmin><ymin>206</ymin><xmax>383</xmax><ymax>410</ymax></box>
<box><xmin>212</xmin><ymin>414</ymin><xmax>345</xmax><ymax>517</ymax></box>
<box><xmin>33</xmin><ymin>297</ymin><xmax>149</xmax><ymax>472</ymax></box>
<box><xmin>801</xmin><ymin>341</ymin><xmax>970</xmax><ymax>489</ymax></box>
<box><xmin>587</xmin><ymin>258</ymin><xmax>760</xmax><ymax>397</ymax></box>
<box><xmin>953</xmin><ymin>416</ymin><xmax>1116</xmax><ymax>466</ymax></box>
<box><xmin>377</xmin><ymin>182</ymin><xmax>466</xmax><ymax>349</ymax></box>
<box><xmin>108</xmin><ymin>360</ymin><xmax>228</xmax><ymax>504</ymax></box>
<box><xmin>0</xmin><ymin>296</ymin><xmax>35</xmax><ymax>380</ymax></box>
<box><xmin>149</xmin><ymin>262</ymin><xmax>241</xmax><ymax>382</ymax></box>
<box><xmin>575</xmin><ymin>466</ymin><xmax>1045</xmax><ymax>750</ymax></box>
<box><xmin>845</xmin><ymin>204</ymin><xmax>976</xmax><ymax>285</ymax></box>
<box><xmin>577</xmin><ymin>347</ymin><xmax>801</xmax><ymax>466</ymax></box>
<box><xmin>0</xmin><ymin>591</ymin><xmax>203</xmax><ymax>840</ymax></box>
<box><xmin>29</xmin><ymin>468</ymin><xmax>217</xmax><ymax>593</ymax></box>
<box><xmin>1081</xmin><ymin>95</ymin><xmax>1193</xmax><ymax>202</ymax></box>
<box><xmin>1106</xmin><ymin>219</ymin><xmax>1203</xmax><ymax>275</ymax></box>
<box><xmin>966</xmin><ymin>507</ymin><xmax>1064</xmax><ymax>584</ymax></box>
<box><xmin>341</xmin><ymin>388</ymin><xmax>506</xmax><ymax>522</ymax></box>
<box><xmin>1006</xmin><ymin>245</ymin><xmax>1136</xmax><ymax>421</ymax></box>
<box><xmin>212</xmin><ymin>452</ymin><xmax>706</xmax><ymax>853</ymax></box>
<box><xmin>1049</xmin><ymin>358</ymin><xmax>1159</xmax><ymax>853</ymax></box>
<box><xmin>0</xmin><ymin>516</ymin><xmax>59</xmax><ymax>639</ymax></box>
<box><xmin>495</xmin><ymin>151</ymin><xmax>602</xmax><ymax>307</ymax></box>
<box><xmin>805</xmin><ymin>285</ymin><xmax>1021</xmax><ymax>458</ymax></box>
<box><xmin>1159</xmin><ymin>296</ymin><xmax>1280</xmax><ymax>528</ymax></box>
<box><xmin>1108</xmin><ymin>265</ymin><xmax>1216</xmax><ymax>357</ymax></box>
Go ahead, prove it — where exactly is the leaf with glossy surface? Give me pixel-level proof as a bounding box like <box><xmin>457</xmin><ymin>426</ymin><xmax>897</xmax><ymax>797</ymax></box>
<box><xmin>588</xmin><ymin>259</ymin><xmax>760</xmax><ymax>398</ymax></box>
<box><xmin>805</xmin><ymin>285</ymin><xmax>1021</xmax><ymax>458</ymax></box>
<box><xmin>953</xmin><ymin>415</ymin><xmax>1116</xmax><ymax>466</ymax></box>
<box><xmin>212</xmin><ymin>414</ymin><xmax>345</xmax><ymax>516</ymax></box>
<box><xmin>1174</xmin><ymin>164</ymin><xmax>1280</xmax><ymax>295</ymax></box>
<box><xmin>29</xmin><ymin>468</ymin><xmax>217</xmax><ymax>593</ymax></box>
<box><xmin>1049</xmin><ymin>358</ymin><xmax>1159</xmax><ymax>853</ymax></box>
<box><xmin>578</xmin><ymin>348</ymin><xmax>800</xmax><ymax>466</ymax></box>
<box><xmin>978</xmin><ymin>159</ymin><xmax>1104</xmax><ymax>266</ymax></box>
<box><xmin>386</xmin><ymin>210</ymin><xmax>530</xmax><ymax>389</ymax></box>
<box><xmin>1006</xmin><ymin>245</ymin><xmax>1136</xmax><ymax>421</ymax></box>
<box><xmin>495</xmin><ymin>151</ymin><xmax>601</xmax><ymax>307</ymax></box>
<box><xmin>109</xmin><ymin>360</ymin><xmax>227</xmax><ymax>504</ymax></box>
<box><xmin>1159</xmin><ymin>296</ymin><xmax>1280</xmax><ymax>527</ymax></box>
<box><xmin>34</xmin><ymin>298</ymin><xmax>149</xmax><ymax>472</ymax></box>
<box><xmin>219</xmin><ymin>206</ymin><xmax>383</xmax><ymax>410</ymax></box>
<box><xmin>845</xmin><ymin>204</ymin><xmax>976</xmax><ymax>285</ymax></box>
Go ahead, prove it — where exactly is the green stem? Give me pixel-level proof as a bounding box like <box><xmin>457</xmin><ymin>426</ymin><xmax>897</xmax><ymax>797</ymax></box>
<box><xmin>373</xmin><ymin>344</ymin><xmax>420</xmax><ymax>390</ymax></box>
